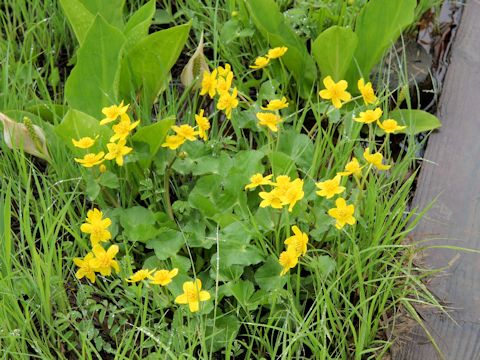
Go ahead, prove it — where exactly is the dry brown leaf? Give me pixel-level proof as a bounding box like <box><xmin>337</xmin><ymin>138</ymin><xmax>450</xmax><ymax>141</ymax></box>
<box><xmin>180</xmin><ymin>32</ymin><xmax>209</xmax><ymax>89</ymax></box>
<box><xmin>0</xmin><ymin>112</ymin><xmax>51</xmax><ymax>162</ymax></box>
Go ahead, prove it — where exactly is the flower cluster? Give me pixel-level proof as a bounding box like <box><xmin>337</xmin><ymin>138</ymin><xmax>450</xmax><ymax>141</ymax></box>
<box><xmin>315</xmin><ymin>174</ymin><xmax>356</xmax><ymax>230</ymax></box>
<box><xmin>278</xmin><ymin>226</ymin><xmax>309</xmax><ymax>276</ymax></box>
<box><xmin>354</xmin><ymin>107</ymin><xmax>406</xmax><ymax>134</ymax></box>
<box><xmin>316</xmin><ymin>76</ymin><xmax>400</xmax><ymax>229</ymax></box>
<box><xmin>126</xmin><ymin>268</ymin><xmax>179</xmax><ymax>286</ymax></box>
<box><xmin>245</xmin><ymin>173</ymin><xmax>304</xmax><ymax>212</ymax></box>
<box><xmin>73</xmin><ymin>101</ymin><xmax>137</xmax><ymax>168</ymax></box>
<box><xmin>161</xmin><ymin>109</ymin><xmax>211</xmax><ymax>150</ymax></box>
<box><xmin>319</xmin><ymin>76</ymin><xmax>407</xmax><ymax>134</ymax></box>
<box><xmin>73</xmin><ymin>208</ymin><xmax>210</xmax><ymax>313</ymax></box>
<box><xmin>200</xmin><ymin>63</ymin><xmax>239</xmax><ymax>119</ymax></box>
<box><xmin>73</xmin><ymin>208</ymin><xmax>120</xmax><ymax>283</ymax></box>
<box><xmin>256</xmin><ymin>97</ymin><xmax>288</xmax><ymax>132</ymax></box>
<box><xmin>315</xmin><ymin>149</ymin><xmax>391</xmax><ymax>230</ymax></box>
<box><xmin>250</xmin><ymin>46</ymin><xmax>288</xmax><ymax>70</ymax></box>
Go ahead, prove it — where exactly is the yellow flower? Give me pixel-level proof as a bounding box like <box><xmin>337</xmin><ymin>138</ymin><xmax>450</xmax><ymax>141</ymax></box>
<box><xmin>377</xmin><ymin>119</ymin><xmax>407</xmax><ymax>134</ymax></box>
<box><xmin>338</xmin><ymin>158</ymin><xmax>362</xmax><ymax>177</ymax></box>
<box><xmin>217</xmin><ymin>87</ymin><xmax>239</xmax><ymax>119</ymax></box>
<box><xmin>250</xmin><ymin>56</ymin><xmax>270</xmax><ymax>70</ymax></box>
<box><xmin>161</xmin><ymin>135</ymin><xmax>186</xmax><ymax>150</ymax></box>
<box><xmin>100</xmin><ymin>101</ymin><xmax>129</xmax><ymax>125</ymax></box>
<box><xmin>74</xmin><ymin>151</ymin><xmax>105</xmax><ymax>168</ymax></box>
<box><xmin>195</xmin><ymin>109</ymin><xmax>210</xmax><ymax>141</ymax></box>
<box><xmin>172</xmin><ymin>124</ymin><xmax>198</xmax><ymax>141</ymax></box>
<box><xmin>363</xmin><ymin>148</ymin><xmax>391</xmax><ymax>170</ymax></box>
<box><xmin>279</xmin><ymin>247</ymin><xmax>298</xmax><ymax>276</ymax></box>
<box><xmin>259</xmin><ymin>189</ymin><xmax>284</xmax><ymax>209</ymax></box>
<box><xmin>328</xmin><ymin>198</ymin><xmax>356</xmax><ymax>230</ymax></box>
<box><xmin>216</xmin><ymin>71</ymin><xmax>233</xmax><ymax>94</ymax></box>
<box><xmin>319</xmin><ymin>76</ymin><xmax>352</xmax><ymax>109</ymax></box>
<box><xmin>110</xmin><ymin>114</ymin><xmax>140</xmax><ymax>142</ymax></box>
<box><xmin>273</xmin><ymin>175</ymin><xmax>291</xmax><ymax>190</ymax></box>
<box><xmin>284</xmin><ymin>225</ymin><xmax>308</xmax><ymax>257</ymax></box>
<box><xmin>245</xmin><ymin>173</ymin><xmax>273</xmax><ymax>190</ymax></box>
<box><xmin>150</xmin><ymin>268</ymin><xmax>178</xmax><ymax>286</ymax></box>
<box><xmin>261</xmin><ymin>97</ymin><xmax>289</xmax><ymax>111</ymax></box>
<box><xmin>267</xmin><ymin>46</ymin><xmax>288</xmax><ymax>59</ymax></box>
<box><xmin>280</xmin><ymin>178</ymin><xmax>304</xmax><ymax>212</ymax></box>
<box><xmin>90</xmin><ymin>244</ymin><xmax>120</xmax><ymax>276</ymax></box>
<box><xmin>354</xmin><ymin>107</ymin><xmax>383</xmax><ymax>124</ymax></box>
<box><xmin>175</xmin><ymin>279</ymin><xmax>211</xmax><ymax>313</ymax></box>
<box><xmin>80</xmin><ymin>208</ymin><xmax>112</xmax><ymax>246</ymax></box>
<box><xmin>200</xmin><ymin>69</ymin><xmax>218</xmax><ymax>99</ymax></box>
<box><xmin>104</xmin><ymin>139</ymin><xmax>132</xmax><ymax>166</ymax></box>
<box><xmin>216</xmin><ymin>63</ymin><xmax>232</xmax><ymax>78</ymax></box>
<box><xmin>256</xmin><ymin>112</ymin><xmax>282</xmax><ymax>132</ymax></box>
<box><xmin>72</xmin><ymin>136</ymin><xmax>97</xmax><ymax>149</ymax></box>
<box><xmin>358</xmin><ymin>78</ymin><xmax>377</xmax><ymax>105</ymax></box>
<box><xmin>272</xmin><ymin>175</ymin><xmax>292</xmax><ymax>197</ymax></box>
<box><xmin>126</xmin><ymin>269</ymin><xmax>156</xmax><ymax>283</ymax></box>
<box><xmin>73</xmin><ymin>252</ymin><xmax>97</xmax><ymax>283</ymax></box>
<box><xmin>315</xmin><ymin>175</ymin><xmax>345</xmax><ymax>199</ymax></box>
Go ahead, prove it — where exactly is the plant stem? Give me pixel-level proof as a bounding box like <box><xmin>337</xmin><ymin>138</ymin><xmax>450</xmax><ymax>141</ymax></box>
<box><xmin>164</xmin><ymin>155</ymin><xmax>178</xmax><ymax>221</ymax></box>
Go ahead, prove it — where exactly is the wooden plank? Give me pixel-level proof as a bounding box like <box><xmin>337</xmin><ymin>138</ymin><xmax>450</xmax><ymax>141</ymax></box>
<box><xmin>393</xmin><ymin>1</ymin><xmax>480</xmax><ymax>359</ymax></box>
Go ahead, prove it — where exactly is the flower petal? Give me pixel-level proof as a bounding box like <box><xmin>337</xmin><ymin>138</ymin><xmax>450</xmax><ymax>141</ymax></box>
<box><xmin>175</xmin><ymin>294</ymin><xmax>188</xmax><ymax>304</ymax></box>
<box><xmin>199</xmin><ymin>290</ymin><xmax>211</xmax><ymax>301</ymax></box>
<box><xmin>188</xmin><ymin>301</ymin><xmax>200</xmax><ymax>312</ymax></box>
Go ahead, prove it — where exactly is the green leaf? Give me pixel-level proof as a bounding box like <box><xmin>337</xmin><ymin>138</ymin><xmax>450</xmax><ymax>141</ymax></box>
<box><xmin>312</xmin><ymin>26</ymin><xmax>358</xmax><ymax>81</ymax></box>
<box><xmin>146</xmin><ymin>228</ymin><xmax>185</xmax><ymax>260</ymax></box>
<box><xmin>85</xmin><ymin>177</ymin><xmax>100</xmax><ymax>201</ymax></box>
<box><xmin>220</xmin><ymin>19</ymin><xmax>254</xmax><ymax>45</ymax></box>
<box><xmin>277</xmin><ymin>129</ymin><xmax>314</xmax><ymax>172</ymax></box>
<box><xmin>225</xmin><ymin>150</ymin><xmax>265</xmax><ymax>198</ymax></box>
<box><xmin>211</xmin><ymin>261</ymin><xmax>244</xmax><ymax>282</ymax></box>
<box><xmin>229</xmin><ymin>150</ymin><xmax>266</xmax><ymax>179</ymax></box>
<box><xmin>268</xmin><ymin>151</ymin><xmax>297</xmax><ymax>178</ymax></box>
<box><xmin>388</xmin><ymin>109</ymin><xmax>441</xmax><ymax>134</ymax></box>
<box><xmin>131</xmin><ymin>116</ymin><xmax>175</xmax><ymax>155</ymax></box>
<box><xmin>188</xmin><ymin>174</ymin><xmax>238</xmax><ymax>219</ymax></box>
<box><xmin>218</xmin><ymin>244</ymin><xmax>264</xmax><ymax>267</ymax></box>
<box><xmin>191</xmin><ymin>153</ymin><xmax>232</xmax><ymax>176</ymax></box>
<box><xmin>205</xmin><ymin>315</ymin><xmax>240</xmax><ymax>353</ymax></box>
<box><xmin>347</xmin><ymin>0</ymin><xmax>416</xmax><ymax>83</ymax></box>
<box><xmin>124</xmin><ymin>0</ymin><xmax>155</xmax><ymax>50</ymax></box>
<box><xmin>232</xmin><ymin>108</ymin><xmax>258</xmax><ymax>130</ymax></box>
<box><xmin>80</xmin><ymin>0</ymin><xmax>125</xmax><ymax>29</ymax></box>
<box><xmin>55</xmin><ymin>109</ymin><xmax>112</xmax><ymax>151</ymax></box>
<box><xmin>65</xmin><ymin>15</ymin><xmax>126</xmax><ymax>117</ymax></box>
<box><xmin>254</xmin><ymin>207</ymin><xmax>275</xmax><ymax>231</ymax></box>
<box><xmin>246</xmin><ymin>0</ymin><xmax>317</xmax><ymax>98</ymax></box>
<box><xmin>170</xmin><ymin>254</ymin><xmax>192</xmax><ymax>273</ymax></box>
<box><xmin>118</xmin><ymin>206</ymin><xmax>159</xmax><ymax>242</ymax></box>
<box><xmin>59</xmin><ymin>0</ymin><xmax>95</xmax><ymax>45</ymax></box>
<box><xmin>98</xmin><ymin>171</ymin><xmax>119</xmax><ymax>189</ymax></box>
<box><xmin>255</xmin><ymin>256</ymin><xmax>286</xmax><ymax>291</ymax></box>
<box><xmin>220</xmin><ymin>221</ymin><xmax>253</xmax><ymax>245</ymax></box>
<box><xmin>121</xmin><ymin>23</ymin><xmax>191</xmax><ymax>108</ymax></box>
<box><xmin>26</xmin><ymin>103</ymin><xmax>67</xmax><ymax>124</ymax></box>
<box><xmin>153</xmin><ymin>9</ymin><xmax>175</xmax><ymax>25</ymax></box>
<box><xmin>308</xmin><ymin>255</ymin><xmax>336</xmax><ymax>279</ymax></box>
<box><xmin>213</xmin><ymin>221</ymin><xmax>264</xmax><ymax>268</ymax></box>
<box><xmin>230</xmin><ymin>280</ymin><xmax>255</xmax><ymax>307</ymax></box>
